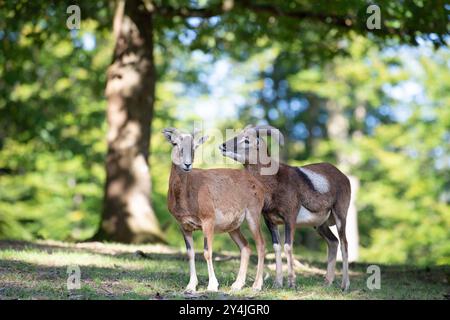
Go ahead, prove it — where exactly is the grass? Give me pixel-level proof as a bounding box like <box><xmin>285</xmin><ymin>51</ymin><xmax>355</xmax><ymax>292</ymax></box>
<box><xmin>0</xmin><ymin>240</ymin><xmax>448</xmax><ymax>300</ymax></box>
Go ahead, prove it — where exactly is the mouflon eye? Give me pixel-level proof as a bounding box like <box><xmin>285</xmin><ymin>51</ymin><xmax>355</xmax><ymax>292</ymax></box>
<box><xmin>244</xmin><ymin>139</ymin><xmax>250</xmax><ymax>144</ymax></box>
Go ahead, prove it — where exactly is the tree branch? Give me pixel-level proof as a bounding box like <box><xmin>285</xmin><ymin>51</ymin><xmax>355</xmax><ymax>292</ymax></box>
<box><xmin>154</xmin><ymin>1</ymin><xmax>353</xmax><ymax>29</ymax></box>
<box><xmin>155</xmin><ymin>3</ymin><xmax>223</xmax><ymax>19</ymax></box>
<box><xmin>153</xmin><ymin>1</ymin><xmax>414</xmax><ymax>38</ymax></box>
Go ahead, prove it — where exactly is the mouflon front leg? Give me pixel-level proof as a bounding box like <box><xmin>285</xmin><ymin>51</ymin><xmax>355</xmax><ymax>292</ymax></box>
<box><xmin>284</xmin><ymin>221</ymin><xmax>296</xmax><ymax>288</ymax></box>
<box><xmin>182</xmin><ymin>230</ymin><xmax>198</xmax><ymax>292</ymax></box>
<box><xmin>264</xmin><ymin>217</ymin><xmax>283</xmax><ymax>287</ymax></box>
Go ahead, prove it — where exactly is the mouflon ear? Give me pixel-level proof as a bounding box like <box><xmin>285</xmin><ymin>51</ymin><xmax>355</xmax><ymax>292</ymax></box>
<box><xmin>162</xmin><ymin>127</ymin><xmax>179</xmax><ymax>145</ymax></box>
<box><xmin>192</xmin><ymin>128</ymin><xmax>201</xmax><ymax>137</ymax></box>
<box><xmin>194</xmin><ymin>135</ymin><xmax>209</xmax><ymax>149</ymax></box>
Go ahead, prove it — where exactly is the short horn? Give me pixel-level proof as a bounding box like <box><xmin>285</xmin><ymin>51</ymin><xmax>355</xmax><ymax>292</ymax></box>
<box><xmin>163</xmin><ymin>127</ymin><xmax>179</xmax><ymax>134</ymax></box>
<box><xmin>252</xmin><ymin>125</ymin><xmax>284</xmax><ymax>146</ymax></box>
<box><xmin>192</xmin><ymin>127</ymin><xmax>201</xmax><ymax>137</ymax></box>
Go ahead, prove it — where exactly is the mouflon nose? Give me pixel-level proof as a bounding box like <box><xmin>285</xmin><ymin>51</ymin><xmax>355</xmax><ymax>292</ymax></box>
<box><xmin>220</xmin><ymin>143</ymin><xmax>226</xmax><ymax>151</ymax></box>
<box><xmin>184</xmin><ymin>163</ymin><xmax>192</xmax><ymax>168</ymax></box>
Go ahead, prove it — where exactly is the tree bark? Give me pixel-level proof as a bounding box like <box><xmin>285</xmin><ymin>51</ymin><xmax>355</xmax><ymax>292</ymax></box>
<box><xmin>94</xmin><ymin>0</ymin><xmax>165</xmax><ymax>243</ymax></box>
<box><xmin>327</xmin><ymin>100</ymin><xmax>359</xmax><ymax>262</ymax></box>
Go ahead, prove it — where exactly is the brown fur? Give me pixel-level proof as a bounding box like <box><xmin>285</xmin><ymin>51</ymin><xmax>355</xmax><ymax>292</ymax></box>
<box><xmin>221</xmin><ymin>126</ymin><xmax>352</xmax><ymax>290</ymax></box>
<box><xmin>163</xmin><ymin>128</ymin><xmax>266</xmax><ymax>292</ymax></box>
<box><xmin>168</xmin><ymin>165</ymin><xmax>265</xmax><ymax>235</ymax></box>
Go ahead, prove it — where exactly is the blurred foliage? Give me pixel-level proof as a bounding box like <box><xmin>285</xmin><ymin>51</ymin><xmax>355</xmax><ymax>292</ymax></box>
<box><xmin>295</xmin><ymin>39</ymin><xmax>450</xmax><ymax>265</ymax></box>
<box><xmin>222</xmin><ymin>36</ymin><xmax>450</xmax><ymax>265</ymax></box>
<box><xmin>0</xmin><ymin>1</ymin><xmax>449</xmax><ymax>265</ymax></box>
<box><xmin>0</xmin><ymin>17</ymin><xmax>110</xmax><ymax>240</ymax></box>
<box><xmin>351</xmin><ymin>48</ymin><xmax>450</xmax><ymax>265</ymax></box>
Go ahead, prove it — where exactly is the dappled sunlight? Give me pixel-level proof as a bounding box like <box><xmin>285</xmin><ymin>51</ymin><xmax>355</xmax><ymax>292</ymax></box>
<box><xmin>0</xmin><ymin>1</ymin><xmax>448</xmax><ymax>302</ymax></box>
<box><xmin>1</xmin><ymin>240</ymin><xmax>448</xmax><ymax>300</ymax></box>
<box><xmin>0</xmin><ymin>248</ymin><xmax>142</xmax><ymax>270</ymax></box>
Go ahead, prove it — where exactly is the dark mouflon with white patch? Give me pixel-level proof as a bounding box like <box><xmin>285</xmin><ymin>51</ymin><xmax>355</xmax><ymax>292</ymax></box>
<box><xmin>220</xmin><ymin>125</ymin><xmax>351</xmax><ymax>291</ymax></box>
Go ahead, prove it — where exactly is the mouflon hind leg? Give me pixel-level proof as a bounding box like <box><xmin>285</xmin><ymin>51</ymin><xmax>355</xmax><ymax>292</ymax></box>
<box><xmin>246</xmin><ymin>210</ymin><xmax>265</xmax><ymax>291</ymax></box>
<box><xmin>228</xmin><ymin>228</ymin><xmax>251</xmax><ymax>290</ymax></box>
<box><xmin>202</xmin><ymin>221</ymin><xmax>219</xmax><ymax>292</ymax></box>
<box><xmin>317</xmin><ymin>224</ymin><xmax>338</xmax><ymax>286</ymax></box>
<box><xmin>332</xmin><ymin>203</ymin><xmax>350</xmax><ymax>291</ymax></box>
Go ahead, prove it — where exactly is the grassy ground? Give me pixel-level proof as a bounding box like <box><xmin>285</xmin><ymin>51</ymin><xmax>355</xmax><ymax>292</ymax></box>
<box><xmin>0</xmin><ymin>240</ymin><xmax>448</xmax><ymax>300</ymax></box>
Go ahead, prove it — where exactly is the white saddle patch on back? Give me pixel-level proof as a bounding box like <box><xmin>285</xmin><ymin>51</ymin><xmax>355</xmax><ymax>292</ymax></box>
<box><xmin>298</xmin><ymin>167</ymin><xmax>330</xmax><ymax>194</ymax></box>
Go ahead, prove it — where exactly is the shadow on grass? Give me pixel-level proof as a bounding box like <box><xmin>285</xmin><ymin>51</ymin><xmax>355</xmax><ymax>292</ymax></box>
<box><xmin>2</xmin><ymin>240</ymin><xmax>446</xmax><ymax>274</ymax></box>
<box><xmin>0</xmin><ymin>248</ymin><xmax>330</xmax><ymax>299</ymax></box>
<box><xmin>0</xmin><ymin>258</ymin><xmax>261</xmax><ymax>300</ymax></box>
<box><xmin>0</xmin><ymin>240</ymin><xmax>449</xmax><ymax>300</ymax></box>
<box><xmin>0</xmin><ymin>239</ymin><xmax>245</xmax><ymax>263</ymax></box>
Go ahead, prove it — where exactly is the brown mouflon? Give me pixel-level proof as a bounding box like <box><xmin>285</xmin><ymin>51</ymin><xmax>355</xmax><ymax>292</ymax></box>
<box><xmin>163</xmin><ymin>127</ymin><xmax>266</xmax><ymax>292</ymax></box>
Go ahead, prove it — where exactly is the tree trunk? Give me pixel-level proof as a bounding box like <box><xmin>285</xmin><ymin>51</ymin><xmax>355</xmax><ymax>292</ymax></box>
<box><xmin>327</xmin><ymin>100</ymin><xmax>360</xmax><ymax>262</ymax></box>
<box><xmin>94</xmin><ymin>0</ymin><xmax>165</xmax><ymax>243</ymax></box>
